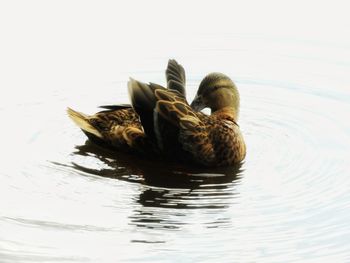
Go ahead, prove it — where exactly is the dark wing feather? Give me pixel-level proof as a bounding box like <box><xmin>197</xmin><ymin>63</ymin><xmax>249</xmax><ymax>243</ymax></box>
<box><xmin>166</xmin><ymin>59</ymin><xmax>186</xmax><ymax>97</ymax></box>
<box><xmin>99</xmin><ymin>104</ymin><xmax>132</xmax><ymax>111</ymax></box>
<box><xmin>128</xmin><ymin>78</ymin><xmax>165</xmax><ymax>140</ymax></box>
<box><xmin>128</xmin><ymin>73</ymin><xmax>204</xmax><ymax>160</ymax></box>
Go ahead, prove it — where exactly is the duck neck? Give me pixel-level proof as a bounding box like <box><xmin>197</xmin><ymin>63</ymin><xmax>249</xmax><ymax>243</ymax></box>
<box><xmin>212</xmin><ymin>106</ymin><xmax>239</xmax><ymax>122</ymax></box>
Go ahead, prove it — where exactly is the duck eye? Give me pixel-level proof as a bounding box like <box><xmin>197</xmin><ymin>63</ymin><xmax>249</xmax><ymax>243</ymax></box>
<box><xmin>201</xmin><ymin>86</ymin><xmax>220</xmax><ymax>97</ymax></box>
<box><xmin>209</xmin><ymin>86</ymin><xmax>220</xmax><ymax>94</ymax></box>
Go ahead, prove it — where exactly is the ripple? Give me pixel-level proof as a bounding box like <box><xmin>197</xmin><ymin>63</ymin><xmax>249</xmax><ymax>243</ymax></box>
<box><xmin>2</xmin><ymin>35</ymin><xmax>350</xmax><ymax>262</ymax></box>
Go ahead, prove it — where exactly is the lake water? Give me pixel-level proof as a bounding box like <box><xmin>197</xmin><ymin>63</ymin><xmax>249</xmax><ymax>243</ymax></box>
<box><xmin>1</xmin><ymin>2</ymin><xmax>350</xmax><ymax>262</ymax></box>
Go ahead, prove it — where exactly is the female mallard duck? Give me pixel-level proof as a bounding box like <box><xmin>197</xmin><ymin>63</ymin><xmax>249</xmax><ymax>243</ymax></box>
<box><xmin>67</xmin><ymin>59</ymin><xmax>246</xmax><ymax>167</ymax></box>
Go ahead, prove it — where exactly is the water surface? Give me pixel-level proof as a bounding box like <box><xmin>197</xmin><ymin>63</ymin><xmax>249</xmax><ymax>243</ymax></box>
<box><xmin>1</xmin><ymin>20</ymin><xmax>350</xmax><ymax>263</ymax></box>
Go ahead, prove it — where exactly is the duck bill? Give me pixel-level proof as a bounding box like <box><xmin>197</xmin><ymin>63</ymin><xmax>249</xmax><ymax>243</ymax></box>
<box><xmin>190</xmin><ymin>95</ymin><xmax>205</xmax><ymax>111</ymax></box>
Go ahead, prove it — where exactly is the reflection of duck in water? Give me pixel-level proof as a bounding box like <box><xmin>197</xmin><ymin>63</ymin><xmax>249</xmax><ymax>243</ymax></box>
<box><xmin>73</xmin><ymin>141</ymin><xmax>243</xmax><ymax>189</ymax></box>
<box><xmin>72</xmin><ymin>142</ymin><xmax>243</xmax><ymax>210</ymax></box>
<box><xmin>67</xmin><ymin>59</ymin><xmax>246</xmax><ymax>167</ymax></box>
<box><xmin>66</xmin><ymin>142</ymin><xmax>243</xmax><ymax>231</ymax></box>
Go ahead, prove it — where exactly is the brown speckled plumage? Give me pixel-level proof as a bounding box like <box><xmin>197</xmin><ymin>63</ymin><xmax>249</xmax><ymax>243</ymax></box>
<box><xmin>67</xmin><ymin>59</ymin><xmax>246</xmax><ymax>167</ymax></box>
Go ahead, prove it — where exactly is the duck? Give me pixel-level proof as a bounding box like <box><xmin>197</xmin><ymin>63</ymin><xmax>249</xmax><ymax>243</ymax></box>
<box><xmin>67</xmin><ymin>59</ymin><xmax>246</xmax><ymax>167</ymax></box>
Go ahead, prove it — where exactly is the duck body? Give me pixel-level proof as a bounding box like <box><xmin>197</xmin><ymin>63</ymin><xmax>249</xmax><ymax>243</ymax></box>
<box><xmin>67</xmin><ymin>105</ymin><xmax>151</xmax><ymax>154</ymax></box>
<box><xmin>67</xmin><ymin>60</ymin><xmax>246</xmax><ymax>167</ymax></box>
<box><xmin>184</xmin><ymin>108</ymin><xmax>246</xmax><ymax>167</ymax></box>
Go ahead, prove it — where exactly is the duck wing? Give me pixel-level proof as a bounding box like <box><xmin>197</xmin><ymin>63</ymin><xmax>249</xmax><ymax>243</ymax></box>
<box><xmin>98</xmin><ymin>104</ymin><xmax>132</xmax><ymax>111</ymax></box>
<box><xmin>154</xmin><ymin>89</ymin><xmax>216</xmax><ymax>165</ymax></box>
<box><xmin>128</xmin><ymin>78</ymin><xmax>188</xmax><ymax>154</ymax></box>
<box><xmin>128</xmin><ymin>78</ymin><xmax>162</xmax><ymax>140</ymax></box>
<box><xmin>166</xmin><ymin>59</ymin><xmax>186</xmax><ymax>96</ymax></box>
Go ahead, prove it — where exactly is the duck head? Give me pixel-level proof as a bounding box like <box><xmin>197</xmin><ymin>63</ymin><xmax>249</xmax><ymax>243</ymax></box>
<box><xmin>191</xmin><ymin>73</ymin><xmax>240</xmax><ymax>117</ymax></box>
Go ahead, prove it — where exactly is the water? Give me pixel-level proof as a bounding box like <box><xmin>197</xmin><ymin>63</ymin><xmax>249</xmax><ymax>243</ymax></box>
<box><xmin>1</xmin><ymin>2</ymin><xmax>350</xmax><ymax>262</ymax></box>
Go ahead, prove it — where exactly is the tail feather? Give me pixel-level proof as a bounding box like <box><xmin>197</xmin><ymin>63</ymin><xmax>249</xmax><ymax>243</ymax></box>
<box><xmin>67</xmin><ymin>107</ymin><xmax>103</xmax><ymax>139</ymax></box>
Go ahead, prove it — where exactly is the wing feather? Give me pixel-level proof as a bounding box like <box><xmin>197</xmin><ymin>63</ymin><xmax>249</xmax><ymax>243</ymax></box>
<box><xmin>128</xmin><ymin>78</ymin><xmax>164</xmax><ymax>139</ymax></box>
<box><xmin>166</xmin><ymin>59</ymin><xmax>186</xmax><ymax>96</ymax></box>
<box><xmin>178</xmin><ymin>115</ymin><xmax>216</xmax><ymax>166</ymax></box>
<box><xmin>98</xmin><ymin>104</ymin><xmax>132</xmax><ymax>111</ymax></box>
